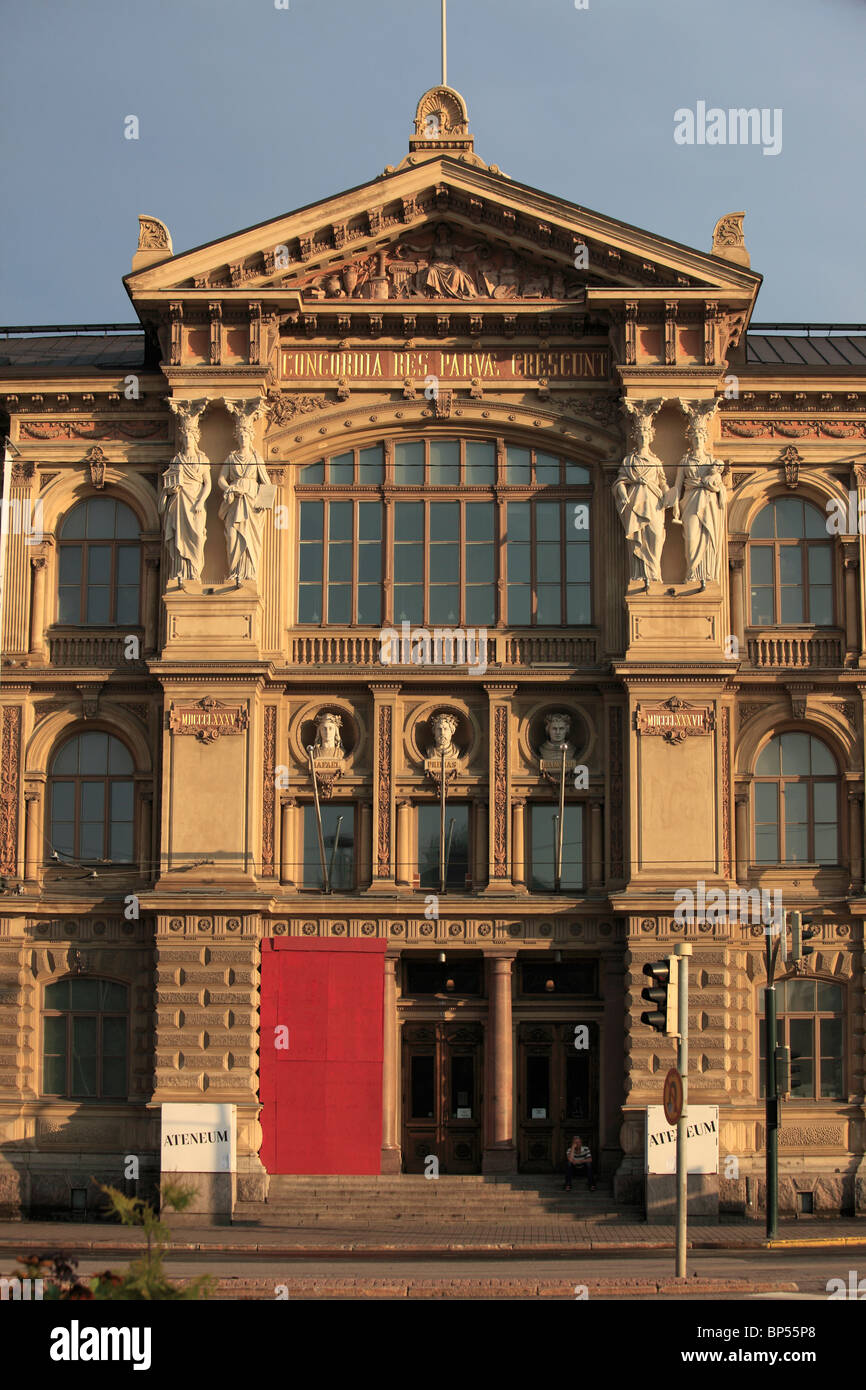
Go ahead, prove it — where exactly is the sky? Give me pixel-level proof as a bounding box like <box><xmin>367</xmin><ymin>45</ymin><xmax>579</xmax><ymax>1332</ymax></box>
<box><xmin>1</xmin><ymin>0</ymin><xmax>864</xmax><ymax>326</ymax></box>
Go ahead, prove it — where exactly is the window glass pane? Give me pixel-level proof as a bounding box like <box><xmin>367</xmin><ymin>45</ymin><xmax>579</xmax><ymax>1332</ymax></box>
<box><xmin>359</xmin><ymin>446</ymin><xmax>384</xmax><ymax>485</ymax></box>
<box><xmin>465</xmin><ymin>441</ymin><xmax>495</xmax><ymax>485</ymax></box>
<box><xmin>328</xmin><ymin>545</ymin><xmax>352</xmax><ymax>582</ymax></box>
<box><xmin>808</xmin><ymin>586</ymin><xmax>833</xmax><ymax>626</ymax></box>
<box><xmin>465</xmin><ymin>502</ymin><xmax>493</xmax><ymax>542</ymax></box>
<box><xmin>813</xmin><ymin>824</ymin><xmax>838</xmax><ymax>864</ymax></box>
<box><xmin>51</xmin><ymin>782</ymin><xmax>75</xmax><ymax>824</ymax></box>
<box><xmin>113</xmin><ymin>503</ymin><xmax>139</xmax><ymax>539</ymax></box>
<box><xmin>451</xmin><ymin>1053</ymin><xmax>474</xmax><ymax>1117</ymax></box>
<box><xmin>84</xmin><ymin>497</ymin><xmax>117</xmax><ymax>539</ymax></box>
<box><xmin>755</xmin><ymin>738</ymin><xmax>780</xmax><ymax>776</ymax></box>
<box><xmin>298</xmin><ymin>543</ymin><xmax>323</xmax><ymax>581</ymax></box>
<box><xmin>807</xmin><ymin>546</ymin><xmax>832</xmax><ymax>584</ymax></box>
<box><xmin>60</xmin><ymin>505</ymin><xmax>86</xmax><ymax>540</ymax></box>
<box><xmin>774</xmin><ymin>497</ymin><xmax>804</xmax><ymax>538</ymax></box>
<box><xmin>108</xmin><ymin>738</ymin><xmax>133</xmax><ymax>774</ymax></box>
<box><xmin>429</xmin><ymin>544</ymin><xmax>459</xmax><ymax>582</ymax></box>
<box><xmin>820</xmin><ymin>1058</ymin><xmax>843</xmax><ymax>1098</ymax></box>
<box><xmin>779</xmin><ymin>586</ymin><xmax>804</xmax><ymax>624</ymax></box>
<box><xmin>565</xmin><ymin>462</ymin><xmax>591</xmax><ymax>484</ymax></box>
<box><xmin>395</xmin><ymin>441</ymin><xmax>424</xmax><ymax>485</ymax></box>
<box><xmin>466</xmin><ymin>588</ymin><xmax>495</xmax><ymax>626</ymax></box>
<box><xmin>71</xmin><ymin>1015</ymin><xmax>98</xmax><ymax>1096</ymax></box>
<box><xmin>358</xmin><ymin>502</ymin><xmax>381</xmax><ymax>540</ymax></box>
<box><xmin>394</xmin><ymin>544</ymin><xmax>423</xmax><ymax>582</ymax></box>
<box><xmin>508</xmin><ymin>587</ymin><xmax>531</xmax><ymax>625</ymax></box>
<box><xmin>298</xmin><ymin>588</ymin><xmax>322</xmax><ymax>623</ymax></box>
<box><xmin>327</xmin><ymin>585</ymin><xmax>352</xmax><ymax>624</ymax></box>
<box><xmin>394</xmin><ymin>501</ymin><xmax>424</xmax><ymax>542</ymax></box>
<box><xmin>749</xmin><ymin>547</ymin><xmax>773</xmax><ymax>586</ymax></box>
<box><xmin>45</xmin><ymin>981</ymin><xmax>69</xmax><ymax>1010</ymax></box>
<box><xmin>506</xmin><ymin>447</ymin><xmax>531</xmax><ymax>485</ymax></box>
<box><xmin>530</xmin><ymin>805</ymin><xmax>582</xmax><ymax>890</ymax></box>
<box><xmin>781</xmin><ymin>733</ymin><xmax>811</xmax><ymax>774</ymax></box>
<box><xmin>418</xmin><ymin>804</ymin><xmax>469</xmax><ymax>890</ymax></box>
<box><xmin>783</xmin><ymin>780</ymin><xmax>807</xmax><ymax>823</ymax></box>
<box><xmin>807</xmin><ymin>736</ymin><xmax>834</xmax><ymax>775</ymax></box>
<box><xmin>59</xmin><ymin>547</ymin><xmax>83</xmax><ymax>584</ymax></box>
<box><xmin>779</xmin><ymin>546</ymin><xmax>802</xmax><ymax>585</ymax></box>
<box><xmin>430</xmin><ymin>502</ymin><xmax>458</xmax><ymax>541</ymax></box>
<box><xmin>429</xmin><ymin>586</ymin><xmax>460</xmax><ymax>624</ymax></box>
<box><xmin>804</xmin><ymin>503</ymin><xmax>828</xmax><ymax>539</ymax></box>
<box><xmin>328</xmin><ymin>452</ymin><xmax>354</xmax><ymax>484</ymax></box>
<box><xmin>44</xmin><ymin>1013</ymin><xmax>67</xmax><ymax>1058</ymax></box>
<box><xmin>785</xmin><ymin>980</ymin><xmax>815</xmax><ymax>1011</ymax></box>
<box><xmin>357</xmin><ymin>586</ymin><xmax>381</xmax><ymax>625</ymax></box>
<box><xmin>299</xmin><ymin>500</ymin><xmax>323</xmax><ymax>540</ymax></box>
<box><xmin>567</xmin><ymin>585</ymin><xmax>591</xmax><ymax>625</ymax></box>
<box><xmin>101</xmin><ymin>981</ymin><xmax>128</xmax><ymax>1010</ymax></box>
<box><xmin>299</xmin><ymin>461</ymin><xmax>324</xmax><ymax>484</ymax></box>
<box><xmin>357</xmin><ymin>545</ymin><xmax>381</xmax><ymax>582</ymax></box>
<box><xmin>102</xmin><ymin>1015</ymin><xmax>127</xmax><ymax>1056</ymax></box>
<box><xmin>506</xmin><ymin>501</ymin><xmax>530</xmax><ymax>541</ymax></box>
<box><xmin>750</xmin><ymin>587</ymin><xmax>774</xmax><ymax>626</ymax></box>
<box><xmin>52</xmin><ymin>739</ymin><xmax>79</xmax><ymax>775</ymax></box>
<box><xmin>566</xmin><ymin>544</ymin><xmax>590</xmax><ymax>582</ymax></box>
<box><xmin>534</xmin><ymin>452</ymin><xmax>560</xmax><ymax>485</ymax></box>
<box><xmin>537</xmin><ymin>544</ymin><xmax>560</xmax><ymax>581</ymax></box>
<box><xmin>87</xmin><ymin>546</ymin><xmax>112</xmax><ymax>586</ymax></box>
<box><xmin>749</xmin><ymin>506</ymin><xmax>774</xmax><ymax>539</ymax></box>
<box><xmin>110</xmin><ymin>780</ymin><xmax>134</xmax><ymax>823</ymax></box>
<box><xmin>328</xmin><ymin>501</ymin><xmax>353</xmax><ymax>542</ymax></box>
<box><xmin>535</xmin><ymin>501</ymin><xmax>560</xmax><ymax>540</ymax></box>
<box><xmin>812</xmin><ymin>781</ymin><xmax>837</xmax><ymax>823</ymax></box>
<box><xmin>44</xmin><ymin>1055</ymin><xmax>67</xmax><ymax>1095</ymax></box>
<box><xmin>754</xmin><ymin>781</ymin><xmax>778</xmax><ymax>822</ymax></box>
<box><xmin>101</xmin><ymin>1057</ymin><xmax>127</xmax><ymax>1098</ymax></box>
<box><xmin>85</xmin><ymin>588</ymin><xmax>111</xmax><ymax>625</ymax></box>
<box><xmin>410</xmin><ymin>1055</ymin><xmax>435</xmax><ymax>1118</ymax></box>
<box><xmin>784</xmin><ymin>826</ymin><xmax>808</xmax><ymax>863</ymax></box>
<box><xmin>819</xmin><ymin>1015</ymin><xmax>842</xmax><ymax>1057</ymax></box>
<box><xmin>789</xmin><ymin>1017</ymin><xmax>814</xmax><ymax>1096</ymax></box>
<box><xmin>537</xmin><ymin>586</ymin><xmax>561</xmax><ymax>625</ymax></box>
<box><xmin>429</xmin><ymin>439</ymin><xmax>459</xmax><ymax>485</ymax></box>
<box><xmin>817</xmin><ymin>982</ymin><xmax>842</xmax><ymax>1012</ymax></box>
<box><xmin>526</xmin><ymin>1055</ymin><xmax>550</xmax><ymax>1117</ymax></box>
<box><xmin>115</xmin><ymin>588</ymin><xmax>139</xmax><ymax>625</ymax></box>
<box><xmin>466</xmin><ymin>545</ymin><xmax>494</xmax><ymax>582</ymax></box>
<box><xmin>58</xmin><ymin>587</ymin><xmax>80</xmax><ymax>624</ymax></box>
<box><xmin>79</xmin><ymin>732</ymin><xmax>109</xmax><ymax>774</ymax></box>
<box><xmin>80</xmin><ymin>781</ymin><xmax>105</xmax><ymax>823</ymax></box>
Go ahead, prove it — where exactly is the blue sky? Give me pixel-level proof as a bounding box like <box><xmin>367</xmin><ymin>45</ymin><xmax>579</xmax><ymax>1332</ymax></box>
<box><xmin>1</xmin><ymin>0</ymin><xmax>863</xmax><ymax>325</ymax></box>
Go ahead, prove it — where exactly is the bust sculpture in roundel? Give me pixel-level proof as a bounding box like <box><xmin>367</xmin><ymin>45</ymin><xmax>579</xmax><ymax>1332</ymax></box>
<box><xmin>538</xmin><ymin>711</ymin><xmax>576</xmax><ymax>762</ymax></box>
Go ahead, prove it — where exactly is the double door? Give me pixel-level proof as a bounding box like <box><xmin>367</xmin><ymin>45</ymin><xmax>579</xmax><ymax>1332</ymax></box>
<box><xmin>517</xmin><ymin>1021</ymin><xmax>599</xmax><ymax>1173</ymax></box>
<box><xmin>401</xmin><ymin>1022</ymin><xmax>482</xmax><ymax>1173</ymax></box>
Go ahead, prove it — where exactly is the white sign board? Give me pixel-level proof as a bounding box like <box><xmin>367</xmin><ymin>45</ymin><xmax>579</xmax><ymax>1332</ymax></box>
<box><xmin>645</xmin><ymin>1105</ymin><xmax>719</xmax><ymax>1175</ymax></box>
<box><xmin>161</xmin><ymin>1103</ymin><xmax>236</xmax><ymax>1174</ymax></box>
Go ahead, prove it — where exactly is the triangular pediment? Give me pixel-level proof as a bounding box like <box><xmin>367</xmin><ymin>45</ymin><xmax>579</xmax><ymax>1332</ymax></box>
<box><xmin>125</xmin><ymin>158</ymin><xmax>761</xmax><ymax>312</ymax></box>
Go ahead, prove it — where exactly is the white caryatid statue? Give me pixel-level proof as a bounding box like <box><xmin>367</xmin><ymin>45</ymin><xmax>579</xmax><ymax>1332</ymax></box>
<box><xmin>429</xmin><ymin>711</ymin><xmax>460</xmax><ymax>761</ymax></box>
<box><xmin>160</xmin><ymin>399</ymin><xmax>211</xmax><ymax>586</ymax></box>
<box><xmin>218</xmin><ymin>399</ymin><xmax>274</xmax><ymax>585</ymax></box>
<box><xmin>538</xmin><ymin>711</ymin><xmax>576</xmax><ymax>763</ymax></box>
<box><xmin>613</xmin><ymin>398</ymin><xmax>671</xmax><ymax>589</ymax></box>
<box><xmin>672</xmin><ymin>401</ymin><xmax>726</xmax><ymax>588</ymax></box>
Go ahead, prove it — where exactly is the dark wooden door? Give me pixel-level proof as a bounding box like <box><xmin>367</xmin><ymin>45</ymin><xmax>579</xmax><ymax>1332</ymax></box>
<box><xmin>517</xmin><ymin>1021</ymin><xmax>598</xmax><ymax>1173</ymax></box>
<box><xmin>402</xmin><ymin>1022</ymin><xmax>483</xmax><ymax>1173</ymax></box>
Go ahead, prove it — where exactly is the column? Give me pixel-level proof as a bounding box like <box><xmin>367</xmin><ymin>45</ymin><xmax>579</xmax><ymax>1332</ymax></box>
<box><xmin>483</xmin><ymin>683</ymin><xmax>515</xmax><ymax>891</ymax></box>
<box><xmin>511</xmin><ymin>798</ymin><xmax>526</xmax><ymax>889</ymax></box>
<box><xmin>589</xmin><ymin>800</ymin><xmax>604</xmax><ymax>889</ymax></box>
<box><xmin>28</xmin><ymin>552</ymin><xmax>48</xmax><ymax>658</ymax></box>
<box><xmin>728</xmin><ymin>539</ymin><xmax>746</xmax><ymax>656</ymax></box>
<box><xmin>474</xmin><ymin>798</ymin><xmax>488</xmax><ymax>889</ymax></box>
<box><xmin>848</xmin><ymin>791</ymin><xmax>863</xmax><ymax>891</ymax></box>
<box><xmin>380</xmin><ymin>953</ymin><xmax>401</xmax><ymax>1172</ymax></box>
<box><xmin>138</xmin><ymin>787</ymin><xmax>153</xmax><ymax>879</ymax></box>
<box><xmin>483</xmin><ymin>954</ymin><xmax>517</xmax><ymax>1173</ymax></box>
<box><xmin>396</xmin><ymin>800</ymin><xmax>412</xmax><ymax>888</ymax></box>
<box><xmin>23</xmin><ymin>789</ymin><xmax>41</xmax><ymax>881</ymax></box>
<box><xmin>279</xmin><ymin>796</ymin><xmax>296</xmax><ymax>887</ymax></box>
<box><xmin>358</xmin><ymin>801</ymin><xmax>372</xmax><ymax>889</ymax></box>
<box><xmin>143</xmin><ymin>552</ymin><xmax>160</xmax><ymax>655</ymax></box>
<box><xmin>368</xmin><ymin>683</ymin><xmax>400</xmax><ymax>891</ymax></box>
<box><xmin>735</xmin><ymin>788</ymin><xmax>750</xmax><ymax>882</ymax></box>
<box><xmin>842</xmin><ymin>542</ymin><xmax>860</xmax><ymax>658</ymax></box>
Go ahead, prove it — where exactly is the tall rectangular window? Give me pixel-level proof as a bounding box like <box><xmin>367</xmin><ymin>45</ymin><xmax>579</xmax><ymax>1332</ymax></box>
<box><xmin>302</xmin><ymin>804</ymin><xmax>355</xmax><ymax>890</ymax></box>
<box><xmin>298</xmin><ymin>500</ymin><xmax>382</xmax><ymax>624</ymax></box>
<box><xmin>506</xmin><ymin>501</ymin><xmax>591</xmax><ymax>626</ymax></box>
<box><xmin>418</xmin><ymin>803</ymin><xmax>470</xmax><ymax>890</ymax></box>
<box><xmin>529</xmin><ymin>804</ymin><xmax>584</xmax><ymax>891</ymax></box>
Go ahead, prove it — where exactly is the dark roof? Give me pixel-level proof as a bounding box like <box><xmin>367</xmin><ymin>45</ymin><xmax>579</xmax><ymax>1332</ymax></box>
<box><xmin>745</xmin><ymin>334</ymin><xmax>866</xmax><ymax>368</ymax></box>
<box><xmin>0</xmin><ymin>333</ymin><xmax>145</xmax><ymax>370</ymax></box>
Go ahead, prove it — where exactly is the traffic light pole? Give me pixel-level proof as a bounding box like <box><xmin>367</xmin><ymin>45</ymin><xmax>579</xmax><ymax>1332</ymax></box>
<box><xmin>764</xmin><ymin>930</ymin><xmax>780</xmax><ymax>1240</ymax></box>
<box><xmin>674</xmin><ymin>941</ymin><xmax>691</xmax><ymax>1279</ymax></box>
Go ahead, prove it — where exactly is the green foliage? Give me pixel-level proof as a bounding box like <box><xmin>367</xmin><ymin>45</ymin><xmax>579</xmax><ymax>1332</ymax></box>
<box><xmin>4</xmin><ymin>1183</ymin><xmax>215</xmax><ymax>1301</ymax></box>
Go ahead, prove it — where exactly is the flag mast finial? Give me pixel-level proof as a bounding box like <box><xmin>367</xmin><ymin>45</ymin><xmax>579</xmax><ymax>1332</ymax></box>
<box><xmin>441</xmin><ymin>0</ymin><xmax>447</xmax><ymax>87</ymax></box>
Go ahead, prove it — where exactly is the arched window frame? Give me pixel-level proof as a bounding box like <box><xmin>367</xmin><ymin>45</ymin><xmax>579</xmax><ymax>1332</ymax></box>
<box><xmin>752</xmin><ymin>731</ymin><xmax>840</xmax><ymax>866</ymax></box>
<box><xmin>47</xmin><ymin>729</ymin><xmax>137</xmax><ymax>866</ymax></box>
<box><xmin>747</xmin><ymin>495</ymin><xmax>834</xmax><ymax>628</ymax></box>
<box><xmin>41</xmin><ymin>975</ymin><xmax>129</xmax><ymax>1100</ymax></box>
<box><xmin>758</xmin><ymin>974</ymin><xmax>845</xmax><ymax>1102</ymax></box>
<box><xmin>56</xmin><ymin>495</ymin><xmax>142</xmax><ymax>627</ymax></box>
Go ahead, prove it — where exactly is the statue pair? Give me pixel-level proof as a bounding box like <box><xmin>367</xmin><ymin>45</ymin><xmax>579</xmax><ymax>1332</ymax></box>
<box><xmin>613</xmin><ymin>399</ymin><xmax>725</xmax><ymax>589</ymax></box>
<box><xmin>160</xmin><ymin>398</ymin><xmax>274</xmax><ymax>587</ymax></box>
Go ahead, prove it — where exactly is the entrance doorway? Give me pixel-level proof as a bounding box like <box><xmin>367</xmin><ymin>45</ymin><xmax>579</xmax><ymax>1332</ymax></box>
<box><xmin>401</xmin><ymin>1023</ymin><xmax>483</xmax><ymax>1173</ymax></box>
<box><xmin>517</xmin><ymin>1021</ymin><xmax>599</xmax><ymax>1173</ymax></box>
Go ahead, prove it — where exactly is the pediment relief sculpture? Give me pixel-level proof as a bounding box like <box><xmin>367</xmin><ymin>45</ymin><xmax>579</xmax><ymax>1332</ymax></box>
<box><xmin>298</xmin><ymin>225</ymin><xmax>586</xmax><ymax>302</ymax></box>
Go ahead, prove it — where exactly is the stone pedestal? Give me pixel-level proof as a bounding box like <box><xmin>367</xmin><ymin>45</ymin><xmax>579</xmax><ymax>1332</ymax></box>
<box><xmin>162</xmin><ymin>586</ymin><xmax>264</xmax><ymax>661</ymax></box>
<box><xmin>624</xmin><ymin>583</ymin><xmax>727</xmax><ymax>660</ymax></box>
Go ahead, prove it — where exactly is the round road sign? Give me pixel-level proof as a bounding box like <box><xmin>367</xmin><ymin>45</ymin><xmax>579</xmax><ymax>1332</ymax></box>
<box><xmin>663</xmin><ymin>1067</ymin><xmax>683</xmax><ymax>1125</ymax></box>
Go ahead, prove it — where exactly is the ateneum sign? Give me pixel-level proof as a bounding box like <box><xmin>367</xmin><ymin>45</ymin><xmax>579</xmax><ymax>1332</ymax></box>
<box><xmin>645</xmin><ymin>1105</ymin><xmax>719</xmax><ymax>1175</ymax></box>
<box><xmin>161</xmin><ymin>1103</ymin><xmax>236</xmax><ymax>1173</ymax></box>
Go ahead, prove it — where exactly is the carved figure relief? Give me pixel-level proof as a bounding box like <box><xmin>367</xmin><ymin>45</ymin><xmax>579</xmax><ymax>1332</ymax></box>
<box><xmin>218</xmin><ymin>399</ymin><xmax>274</xmax><ymax>585</ymax></box>
<box><xmin>312</xmin><ymin>710</ymin><xmax>345</xmax><ymax>762</ymax></box>
<box><xmin>612</xmin><ymin>398</ymin><xmax>671</xmax><ymax>587</ymax></box>
<box><xmin>673</xmin><ymin>401</ymin><xmax>725</xmax><ymax>587</ymax></box>
<box><xmin>428</xmin><ymin>711</ymin><xmax>460</xmax><ymax>761</ymax></box>
<box><xmin>538</xmin><ymin>712</ymin><xmax>576</xmax><ymax>763</ymax></box>
<box><xmin>300</xmin><ymin>225</ymin><xmax>584</xmax><ymax>302</ymax></box>
<box><xmin>161</xmin><ymin>399</ymin><xmax>211</xmax><ymax>585</ymax></box>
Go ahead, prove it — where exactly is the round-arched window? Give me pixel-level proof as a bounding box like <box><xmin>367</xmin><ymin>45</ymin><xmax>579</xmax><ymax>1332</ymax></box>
<box><xmin>58</xmin><ymin>497</ymin><xmax>141</xmax><ymax>626</ymax></box>
<box><xmin>753</xmin><ymin>732</ymin><xmax>839</xmax><ymax>865</ymax></box>
<box><xmin>748</xmin><ymin>497</ymin><xmax>833</xmax><ymax>626</ymax></box>
<box><xmin>48</xmin><ymin>732</ymin><xmax>135</xmax><ymax>864</ymax></box>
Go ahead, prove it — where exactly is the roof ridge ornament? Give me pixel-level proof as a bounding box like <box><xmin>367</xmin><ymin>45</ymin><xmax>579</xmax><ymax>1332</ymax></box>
<box><xmin>711</xmin><ymin>212</ymin><xmax>750</xmax><ymax>268</ymax></box>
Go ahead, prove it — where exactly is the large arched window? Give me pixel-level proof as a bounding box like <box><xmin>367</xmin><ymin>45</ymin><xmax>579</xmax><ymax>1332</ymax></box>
<box><xmin>48</xmin><ymin>732</ymin><xmax>135</xmax><ymax>864</ymax></box>
<box><xmin>42</xmin><ymin>977</ymin><xmax>128</xmax><ymax>1098</ymax></box>
<box><xmin>753</xmin><ymin>732</ymin><xmax>839</xmax><ymax>865</ymax></box>
<box><xmin>296</xmin><ymin>442</ymin><xmax>592</xmax><ymax>627</ymax></box>
<box><xmin>58</xmin><ymin>497</ymin><xmax>141</xmax><ymax>626</ymax></box>
<box><xmin>759</xmin><ymin>977</ymin><xmax>843</xmax><ymax>1100</ymax></box>
<box><xmin>748</xmin><ymin>497</ymin><xmax>833</xmax><ymax>626</ymax></box>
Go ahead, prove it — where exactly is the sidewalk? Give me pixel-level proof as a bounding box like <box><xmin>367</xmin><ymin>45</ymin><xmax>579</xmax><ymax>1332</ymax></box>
<box><xmin>0</xmin><ymin>1216</ymin><xmax>863</xmax><ymax>1258</ymax></box>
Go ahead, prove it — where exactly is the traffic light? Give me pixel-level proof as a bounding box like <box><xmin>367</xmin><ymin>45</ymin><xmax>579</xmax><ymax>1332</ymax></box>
<box><xmin>789</xmin><ymin>1052</ymin><xmax>808</xmax><ymax>1096</ymax></box>
<box><xmin>790</xmin><ymin>912</ymin><xmax>817</xmax><ymax>962</ymax></box>
<box><xmin>774</xmin><ymin>1044</ymin><xmax>791</xmax><ymax>1097</ymax></box>
<box><xmin>641</xmin><ymin>957</ymin><xmax>679</xmax><ymax>1035</ymax></box>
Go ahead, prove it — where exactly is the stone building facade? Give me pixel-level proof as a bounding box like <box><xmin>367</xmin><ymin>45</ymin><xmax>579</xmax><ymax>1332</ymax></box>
<box><xmin>0</xmin><ymin>88</ymin><xmax>864</xmax><ymax>1218</ymax></box>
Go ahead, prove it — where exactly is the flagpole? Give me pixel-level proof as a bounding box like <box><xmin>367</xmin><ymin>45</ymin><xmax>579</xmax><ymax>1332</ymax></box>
<box><xmin>441</xmin><ymin>0</ymin><xmax>447</xmax><ymax>86</ymax></box>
